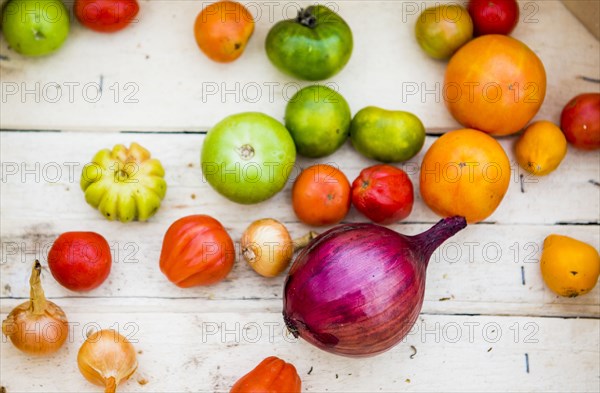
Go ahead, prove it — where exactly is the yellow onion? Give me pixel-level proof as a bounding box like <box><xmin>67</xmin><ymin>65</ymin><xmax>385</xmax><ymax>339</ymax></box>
<box><xmin>1</xmin><ymin>260</ymin><xmax>68</xmax><ymax>355</ymax></box>
<box><xmin>241</xmin><ymin>218</ymin><xmax>317</xmax><ymax>277</ymax></box>
<box><xmin>78</xmin><ymin>329</ymin><xmax>138</xmax><ymax>393</ymax></box>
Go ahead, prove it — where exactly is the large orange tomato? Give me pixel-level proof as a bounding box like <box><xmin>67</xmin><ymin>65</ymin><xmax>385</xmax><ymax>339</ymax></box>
<box><xmin>230</xmin><ymin>357</ymin><xmax>301</xmax><ymax>393</ymax></box>
<box><xmin>194</xmin><ymin>1</ymin><xmax>255</xmax><ymax>63</ymax></box>
<box><xmin>159</xmin><ymin>215</ymin><xmax>235</xmax><ymax>287</ymax></box>
<box><xmin>292</xmin><ymin>164</ymin><xmax>351</xmax><ymax>226</ymax></box>
<box><xmin>420</xmin><ymin>129</ymin><xmax>511</xmax><ymax>223</ymax></box>
<box><xmin>444</xmin><ymin>35</ymin><xmax>546</xmax><ymax>136</ymax></box>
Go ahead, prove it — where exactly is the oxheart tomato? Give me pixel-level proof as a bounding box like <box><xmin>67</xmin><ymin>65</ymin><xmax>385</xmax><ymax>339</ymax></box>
<box><xmin>351</xmin><ymin>165</ymin><xmax>414</xmax><ymax>225</ymax></box>
<box><xmin>194</xmin><ymin>0</ymin><xmax>255</xmax><ymax>63</ymax></box>
<box><xmin>560</xmin><ymin>93</ymin><xmax>600</xmax><ymax>150</ymax></box>
<box><xmin>468</xmin><ymin>0</ymin><xmax>519</xmax><ymax>36</ymax></box>
<box><xmin>201</xmin><ymin>112</ymin><xmax>296</xmax><ymax>204</ymax></box>
<box><xmin>48</xmin><ymin>232</ymin><xmax>111</xmax><ymax>291</ymax></box>
<box><xmin>230</xmin><ymin>357</ymin><xmax>301</xmax><ymax>393</ymax></box>
<box><xmin>1</xmin><ymin>0</ymin><xmax>70</xmax><ymax>56</ymax></box>
<box><xmin>159</xmin><ymin>215</ymin><xmax>235</xmax><ymax>288</ymax></box>
<box><xmin>265</xmin><ymin>5</ymin><xmax>353</xmax><ymax>81</ymax></box>
<box><xmin>444</xmin><ymin>35</ymin><xmax>546</xmax><ymax>136</ymax></box>
<box><xmin>74</xmin><ymin>0</ymin><xmax>139</xmax><ymax>33</ymax></box>
<box><xmin>292</xmin><ymin>164</ymin><xmax>351</xmax><ymax>226</ymax></box>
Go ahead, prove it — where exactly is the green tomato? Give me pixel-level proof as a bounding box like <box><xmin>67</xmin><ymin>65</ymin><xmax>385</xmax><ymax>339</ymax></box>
<box><xmin>2</xmin><ymin>0</ymin><xmax>70</xmax><ymax>56</ymax></box>
<box><xmin>80</xmin><ymin>143</ymin><xmax>167</xmax><ymax>222</ymax></box>
<box><xmin>415</xmin><ymin>5</ymin><xmax>473</xmax><ymax>60</ymax></box>
<box><xmin>265</xmin><ymin>5</ymin><xmax>353</xmax><ymax>81</ymax></box>
<box><xmin>285</xmin><ymin>85</ymin><xmax>351</xmax><ymax>158</ymax></box>
<box><xmin>201</xmin><ymin>112</ymin><xmax>296</xmax><ymax>204</ymax></box>
<box><xmin>350</xmin><ymin>107</ymin><xmax>426</xmax><ymax>163</ymax></box>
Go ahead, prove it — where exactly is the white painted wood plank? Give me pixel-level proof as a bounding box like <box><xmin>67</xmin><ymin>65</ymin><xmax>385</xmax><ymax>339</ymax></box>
<box><xmin>1</xmin><ymin>132</ymin><xmax>598</xmax><ymax>317</ymax></box>
<box><xmin>1</xmin><ymin>1</ymin><xmax>598</xmax><ymax>131</ymax></box>
<box><xmin>1</xmin><ymin>312</ymin><xmax>598</xmax><ymax>392</ymax></box>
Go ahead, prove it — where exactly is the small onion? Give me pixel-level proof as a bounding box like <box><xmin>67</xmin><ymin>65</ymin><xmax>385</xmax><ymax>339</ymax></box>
<box><xmin>283</xmin><ymin>216</ymin><xmax>467</xmax><ymax>357</ymax></box>
<box><xmin>241</xmin><ymin>218</ymin><xmax>317</xmax><ymax>277</ymax></box>
<box><xmin>78</xmin><ymin>329</ymin><xmax>138</xmax><ymax>393</ymax></box>
<box><xmin>1</xmin><ymin>260</ymin><xmax>68</xmax><ymax>355</ymax></box>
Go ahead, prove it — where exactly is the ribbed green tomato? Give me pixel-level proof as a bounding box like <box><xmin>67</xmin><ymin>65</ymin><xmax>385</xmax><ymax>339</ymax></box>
<box><xmin>265</xmin><ymin>5</ymin><xmax>353</xmax><ymax>81</ymax></box>
<box><xmin>80</xmin><ymin>143</ymin><xmax>167</xmax><ymax>222</ymax></box>
<box><xmin>201</xmin><ymin>112</ymin><xmax>296</xmax><ymax>204</ymax></box>
<box><xmin>2</xmin><ymin>0</ymin><xmax>70</xmax><ymax>56</ymax></box>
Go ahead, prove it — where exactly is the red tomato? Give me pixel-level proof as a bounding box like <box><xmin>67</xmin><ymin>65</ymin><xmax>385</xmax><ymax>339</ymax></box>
<box><xmin>292</xmin><ymin>164</ymin><xmax>351</xmax><ymax>226</ymax></box>
<box><xmin>351</xmin><ymin>165</ymin><xmax>414</xmax><ymax>225</ymax></box>
<box><xmin>560</xmin><ymin>93</ymin><xmax>600</xmax><ymax>150</ymax></box>
<box><xmin>468</xmin><ymin>0</ymin><xmax>519</xmax><ymax>36</ymax></box>
<box><xmin>48</xmin><ymin>232</ymin><xmax>111</xmax><ymax>291</ymax></box>
<box><xmin>159</xmin><ymin>215</ymin><xmax>235</xmax><ymax>287</ymax></box>
<box><xmin>75</xmin><ymin>0</ymin><xmax>139</xmax><ymax>33</ymax></box>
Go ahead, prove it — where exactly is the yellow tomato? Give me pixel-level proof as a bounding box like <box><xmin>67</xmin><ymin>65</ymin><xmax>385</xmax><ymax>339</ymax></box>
<box><xmin>515</xmin><ymin>121</ymin><xmax>567</xmax><ymax>176</ymax></box>
<box><xmin>541</xmin><ymin>235</ymin><xmax>600</xmax><ymax>297</ymax></box>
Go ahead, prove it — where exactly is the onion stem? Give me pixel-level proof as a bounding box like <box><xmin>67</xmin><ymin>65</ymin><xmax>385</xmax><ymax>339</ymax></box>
<box><xmin>29</xmin><ymin>260</ymin><xmax>48</xmax><ymax>315</ymax></box>
<box><xmin>292</xmin><ymin>231</ymin><xmax>318</xmax><ymax>252</ymax></box>
<box><xmin>105</xmin><ymin>377</ymin><xmax>117</xmax><ymax>393</ymax></box>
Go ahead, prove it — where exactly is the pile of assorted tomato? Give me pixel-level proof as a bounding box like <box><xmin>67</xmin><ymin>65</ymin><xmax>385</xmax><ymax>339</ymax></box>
<box><xmin>2</xmin><ymin>0</ymin><xmax>600</xmax><ymax>392</ymax></box>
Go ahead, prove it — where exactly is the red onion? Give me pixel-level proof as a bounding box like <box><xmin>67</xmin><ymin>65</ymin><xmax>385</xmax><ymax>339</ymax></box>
<box><xmin>283</xmin><ymin>216</ymin><xmax>467</xmax><ymax>357</ymax></box>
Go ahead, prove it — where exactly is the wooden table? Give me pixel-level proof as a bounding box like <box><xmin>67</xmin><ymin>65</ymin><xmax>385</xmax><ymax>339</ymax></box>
<box><xmin>1</xmin><ymin>1</ymin><xmax>599</xmax><ymax>392</ymax></box>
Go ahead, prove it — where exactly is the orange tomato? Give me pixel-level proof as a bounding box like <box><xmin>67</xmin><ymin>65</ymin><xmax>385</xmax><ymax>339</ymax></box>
<box><xmin>159</xmin><ymin>215</ymin><xmax>235</xmax><ymax>287</ymax></box>
<box><xmin>444</xmin><ymin>35</ymin><xmax>546</xmax><ymax>136</ymax></box>
<box><xmin>230</xmin><ymin>357</ymin><xmax>301</xmax><ymax>393</ymax></box>
<box><xmin>419</xmin><ymin>129</ymin><xmax>511</xmax><ymax>223</ymax></box>
<box><xmin>292</xmin><ymin>164</ymin><xmax>351</xmax><ymax>226</ymax></box>
<box><xmin>194</xmin><ymin>1</ymin><xmax>254</xmax><ymax>63</ymax></box>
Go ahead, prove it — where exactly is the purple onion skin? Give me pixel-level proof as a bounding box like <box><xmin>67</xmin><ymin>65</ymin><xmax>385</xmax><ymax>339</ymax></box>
<box><xmin>283</xmin><ymin>216</ymin><xmax>467</xmax><ymax>357</ymax></box>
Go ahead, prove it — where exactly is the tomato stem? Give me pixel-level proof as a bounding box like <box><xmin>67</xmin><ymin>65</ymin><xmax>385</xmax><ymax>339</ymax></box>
<box><xmin>296</xmin><ymin>7</ymin><xmax>317</xmax><ymax>28</ymax></box>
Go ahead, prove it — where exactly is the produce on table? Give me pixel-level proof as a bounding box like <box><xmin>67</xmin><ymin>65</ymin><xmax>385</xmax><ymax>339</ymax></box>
<box><xmin>78</xmin><ymin>329</ymin><xmax>138</xmax><ymax>393</ymax></box>
<box><xmin>350</xmin><ymin>106</ymin><xmax>425</xmax><ymax>163</ymax></box>
<box><xmin>194</xmin><ymin>0</ymin><xmax>254</xmax><ymax>62</ymax></box>
<box><xmin>419</xmin><ymin>129</ymin><xmax>510</xmax><ymax>223</ymax></box>
<box><xmin>241</xmin><ymin>218</ymin><xmax>317</xmax><ymax>277</ymax></box>
<box><xmin>80</xmin><ymin>142</ymin><xmax>167</xmax><ymax>222</ymax></box>
<box><xmin>201</xmin><ymin>112</ymin><xmax>296</xmax><ymax>204</ymax></box>
<box><xmin>560</xmin><ymin>93</ymin><xmax>600</xmax><ymax>150</ymax></box>
<box><xmin>444</xmin><ymin>35</ymin><xmax>546</xmax><ymax>136</ymax></box>
<box><xmin>75</xmin><ymin>0</ymin><xmax>139</xmax><ymax>33</ymax></box>
<box><xmin>351</xmin><ymin>164</ymin><xmax>414</xmax><ymax>225</ymax></box>
<box><xmin>468</xmin><ymin>0</ymin><xmax>519</xmax><ymax>36</ymax></box>
<box><xmin>515</xmin><ymin>120</ymin><xmax>567</xmax><ymax>176</ymax></box>
<box><xmin>285</xmin><ymin>85</ymin><xmax>351</xmax><ymax>158</ymax></box>
<box><xmin>414</xmin><ymin>4</ymin><xmax>473</xmax><ymax>60</ymax></box>
<box><xmin>1</xmin><ymin>0</ymin><xmax>69</xmax><ymax>56</ymax></box>
<box><xmin>160</xmin><ymin>215</ymin><xmax>235</xmax><ymax>287</ymax></box>
<box><xmin>230</xmin><ymin>356</ymin><xmax>301</xmax><ymax>393</ymax></box>
<box><xmin>292</xmin><ymin>164</ymin><xmax>351</xmax><ymax>226</ymax></box>
<box><xmin>541</xmin><ymin>235</ymin><xmax>600</xmax><ymax>297</ymax></box>
<box><xmin>265</xmin><ymin>5</ymin><xmax>353</xmax><ymax>81</ymax></box>
<box><xmin>1</xmin><ymin>261</ymin><xmax>68</xmax><ymax>355</ymax></box>
<box><xmin>284</xmin><ymin>216</ymin><xmax>467</xmax><ymax>357</ymax></box>
<box><xmin>48</xmin><ymin>231</ymin><xmax>112</xmax><ymax>291</ymax></box>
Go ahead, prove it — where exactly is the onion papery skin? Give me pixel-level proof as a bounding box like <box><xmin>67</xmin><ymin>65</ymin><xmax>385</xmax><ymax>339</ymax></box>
<box><xmin>283</xmin><ymin>216</ymin><xmax>466</xmax><ymax>357</ymax></box>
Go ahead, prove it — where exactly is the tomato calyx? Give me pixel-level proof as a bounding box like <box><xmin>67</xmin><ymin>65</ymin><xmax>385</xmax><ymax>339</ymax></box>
<box><xmin>296</xmin><ymin>7</ymin><xmax>317</xmax><ymax>28</ymax></box>
<box><xmin>237</xmin><ymin>144</ymin><xmax>255</xmax><ymax>160</ymax></box>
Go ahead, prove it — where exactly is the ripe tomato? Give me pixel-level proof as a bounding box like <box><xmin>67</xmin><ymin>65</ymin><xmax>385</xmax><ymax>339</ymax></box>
<box><xmin>560</xmin><ymin>93</ymin><xmax>600</xmax><ymax>150</ymax></box>
<box><xmin>468</xmin><ymin>0</ymin><xmax>519</xmax><ymax>36</ymax></box>
<box><xmin>48</xmin><ymin>232</ymin><xmax>111</xmax><ymax>291</ymax></box>
<box><xmin>351</xmin><ymin>165</ymin><xmax>414</xmax><ymax>225</ymax></box>
<box><xmin>444</xmin><ymin>35</ymin><xmax>546</xmax><ymax>136</ymax></box>
<box><xmin>292</xmin><ymin>164</ymin><xmax>351</xmax><ymax>226</ymax></box>
<box><xmin>74</xmin><ymin>0</ymin><xmax>139</xmax><ymax>33</ymax></box>
<box><xmin>194</xmin><ymin>1</ymin><xmax>255</xmax><ymax>63</ymax></box>
<box><xmin>419</xmin><ymin>129</ymin><xmax>511</xmax><ymax>223</ymax></box>
<box><xmin>159</xmin><ymin>215</ymin><xmax>235</xmax><ymax>287</ymax></box>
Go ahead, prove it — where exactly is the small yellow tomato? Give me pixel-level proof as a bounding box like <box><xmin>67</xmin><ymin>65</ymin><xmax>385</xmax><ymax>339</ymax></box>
<box><xmin>515</xmin><ymin>121</ymin><xmax>567</xmax><ymax>176</ymax></box>
<box><xmin>540</xmin><ymin>234</ymin><xmax>600</xmax><ymax>297</ymax></box>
